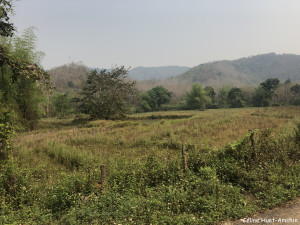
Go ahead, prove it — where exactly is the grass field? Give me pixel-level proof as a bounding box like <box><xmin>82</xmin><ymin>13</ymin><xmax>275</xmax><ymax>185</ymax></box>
<box><xmin>1</xmin><ymin>106</ymin><xmax>300</xmax><ymax>224</ymax></box>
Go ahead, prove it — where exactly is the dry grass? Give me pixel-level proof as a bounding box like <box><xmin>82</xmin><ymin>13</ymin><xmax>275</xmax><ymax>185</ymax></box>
<box><xmin>11</xmin><ymin>106</ymin><xmax>300</xmax><ymax>182</ymax></box>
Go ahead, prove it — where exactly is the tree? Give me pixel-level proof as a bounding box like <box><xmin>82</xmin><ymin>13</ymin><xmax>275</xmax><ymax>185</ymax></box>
<box><xmin>291</xmin><ymin>84</ymin><xmax>300</xmax><ymax>95</ymax></box>
<box><xmin>290</xmin><ymin>84</ymin><xmax>300</xmax><ymax>105</ymax></box>
<box><xmin>204</xmin><ymin>86</ymin><xmax>217</xmax><ymax>108</ymax></box>
<box><xmin>227</xmin><ymin>87</ymin><xmax>245</xmax><ymax>108</ymax></box>
<box><xmin>141</xmin><ymin>86</ymin><xmax>171</xmax><ymax>111</ymax></box>
<box><xmin>217</xmin><ymin>87</ymin><xmax>230</xmax><ymax>108</ymax></box>
<box><xmin>0</xmin><ymin>0</ymin><xmax>14</xmax><ymax>37</ymax></box>
<box><xmin>52</xmin><ymin>91</ymin><xmax>74</xmax><ymax>118</ymax></box>
<box><xmin>260</xmin><ymin>78</ymin><xmax>280</xmax><ymax>98</ymax></box>
<box><xmin>0</xmin><ymin>27</ymin><xmax>51</xmax><ymax>129</ymax></box>
<box><xmin>186</xmin><ymin>83</ymin><xmax>210</xmax><ymax>110</ymax></box>
<box><xmin>76</xmin><ymin>66</ymin><xmax>137</xmax><ymax>120</ymax></box>
<box><xmin>253</xmin><ymin>78</ymin><xmax>280</xmax><ymax>107</ymax></box>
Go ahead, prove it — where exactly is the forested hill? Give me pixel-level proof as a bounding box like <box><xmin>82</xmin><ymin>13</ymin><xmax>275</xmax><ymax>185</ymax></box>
<box><xmin>49</xmin><ymin>53</ymin><xmax>300</xmax><ymax>93</ymax></box>
<box><xmin>166</xmin><ymin>53</ymin><xmax>300</xmax><ymax>88</ymax></box>
<box><xmin>48</xmin><ymin>63</ymin><xmax>88</xmax><ymax>92</ymax></box>
<box><xmin>127</xmin><ymin>66</ymin><xmax>190</xmax><ymax>80</ymax></box>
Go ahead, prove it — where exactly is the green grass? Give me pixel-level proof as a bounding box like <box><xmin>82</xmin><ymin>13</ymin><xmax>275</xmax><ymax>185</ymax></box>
<box><xmin>0</xmin><ymin>106</ymin><xmax>299</xmax><ymax>224</ymax></box>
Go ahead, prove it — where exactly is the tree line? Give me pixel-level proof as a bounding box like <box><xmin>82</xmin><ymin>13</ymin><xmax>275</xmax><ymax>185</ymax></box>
<box><xmin>1</xmin><ymin>0</ymin><xmax>300</xmax><ymax>128</ymax></box>
<box><xmin>50</xmin><ymin>66</ymin><xmax>300</xmax><ymax>120</ymax></box>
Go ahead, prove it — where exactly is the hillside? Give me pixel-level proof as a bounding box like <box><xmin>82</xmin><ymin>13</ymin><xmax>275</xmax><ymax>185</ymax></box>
<box><xmin>140</xmin><ymin>53</ymin><xmax>300</xmax><ymax>92</ymax></box>
<box><xmin>128</xmin><ymin>66</ymin><xmax>190</xmax><ymax>80</ymax></box>
<box><xmin>49</xmin><ymin>53</ymin><xmax>300</xmax><ymax>94</ymax></box>
<box><xmin>48</xmin><ymin>63</ymin><xmax>88</xmax><ymax>92</ymax></box>
<box><xmin>172</xmin><ymin>53</ymin><xmax>300</xmax><ymax>86</ymax></box>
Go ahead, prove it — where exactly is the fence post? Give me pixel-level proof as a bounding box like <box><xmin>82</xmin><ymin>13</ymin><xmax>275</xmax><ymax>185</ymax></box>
<box><xmin>250</xmin><ymin>130</ymin><xmax>257</xmax><ymax>163</ymax></box>
<box><xmin>100</xmin><ymin>164</ymin><xmax>106</xmax><ymax>186</ymax></box>
<box><xmin>182</xmin><ymin>143</ymin><xmax>188</xmax><ymax>173</ymax></box>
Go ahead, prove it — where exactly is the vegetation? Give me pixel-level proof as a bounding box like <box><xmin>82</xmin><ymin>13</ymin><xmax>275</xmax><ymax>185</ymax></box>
<box><xmin>0</xmin><ymin>0</ymin><xmax>14</xmax><ymax>37</ymax></box>
<box><xmin>186</xmin><ymin>83</ymin><xmax>210</xmax><ymax>110</ymax></box>
<box><xmin>1</xmin><ymin>2</ymin><xmax>300</xmax><ymax>224</ymax></box>
<box><xmin>0</xmin><ymin>107</ymin><xmax>299</xmax><ymax>224</ymax></box>
<box><xmin>227</xmin><ymin>87</ymin><xmax>245</xmax><ymax>108</ymax></box>
<box><xmin>141</xmin><ymin>86</ymin><xmax>172</xmax><ymax>111</ymax></box>
<box><xmin>75</xmin><ymin>67</ymin><xmax>137</xmax><ymax>120</ymax></box>
<box><xmin>0</xmin><ymin>27</ymin><xmax>50</xmax><ymax>130</ymax></box>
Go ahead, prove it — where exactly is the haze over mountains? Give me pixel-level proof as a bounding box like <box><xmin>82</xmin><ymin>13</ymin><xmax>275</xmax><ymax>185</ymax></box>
<box><xmin>169</xmin><ymin>53</ymin><xmax>300</xmax><ymax>88</ymax></box>
<box><xmin>49</xmin><ymin>53</ymin><xmax>300</xmax><ymax>93</ymax></box>
<box><xmin>127</xmin><ymin>66</ymin><xmax>190</xmax><ymax>80</ymax></box>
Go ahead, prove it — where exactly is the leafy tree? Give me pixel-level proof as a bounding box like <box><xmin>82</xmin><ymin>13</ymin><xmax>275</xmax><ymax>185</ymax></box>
<box><xmin>141</xmin><ymin>86</ymin><xmax>171</xmax><ymax>111</ymax></box>
<box><xmin>252</xmin><ymin>78</ymin><xmax>280</xmax><ymax>107</ymax></box>
<box><xmin>0</xmin><ymin>27</ymin><xmax>50</xmax><ymax>129</ymax></box>
<box><xmin>204</xmin><ymin>86</ymin><xmax>218</xmax><ymax>108</ymax></box>
<box><xmin>252</xmin><ymin>87</ymin><xmax>270</xmax><ymax>107</ymax></box>
<box><xmin>227</xmin><ymin>87</ymin><xmax>245</xmax><ymax>108</ymax></box>
<box><xmin>186</xmin><ymin>83</ymin><xmax>210</xmax><ymax>110</ymax></box>
<box><xmin>204</xmin><ymin>86</ymin><xmax>216</xmax><ymax>99</ymax></box>
<box><xmin>76</xmin><ymin>66</ymin><xmax>137</xmax><ymax>120</ymax></box>
<box><xmin>52</xmin><ymin>91</ymin><xmax>74</xmax><ymax>118</ymax></box>
<box><xmin>291</xmin><ymin>84</ymin><xmax>300</xmax><ymax>95</ymax></box>
<box><xmin>290</xmin><ymin>84</ymin><xmax>300</xmax><ymax>105</ymax></box>
<box><xmin>0</xmin><ymin>0</ymin><xmax>14</xmax><ymax>37</ymax></box>
<box><xmin>260</xmin><ymin>78</ymin><xmax>280</xmax><ymax>98</ymax></box>
<box><xmin>217</xmin><ymin>87</ymin><xmax>229</xmax><ymax>108</ymax></box>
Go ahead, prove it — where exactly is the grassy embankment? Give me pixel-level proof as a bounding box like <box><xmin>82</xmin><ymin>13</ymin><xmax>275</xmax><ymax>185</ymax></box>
<box><xmin>1</xmin><ymin>106</ymin><xmax>299</xmax><ymax>224</ymax></box>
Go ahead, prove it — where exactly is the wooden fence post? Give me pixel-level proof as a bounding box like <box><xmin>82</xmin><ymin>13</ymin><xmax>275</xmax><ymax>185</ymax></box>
<box><xmin>182</xmin><ymin>143</ymin><xmax>188</xmax><ymax>173</ymax></box>
<box><xmin>250</xmin><ymin>130</ymin><xmax>257</xmax><ymax>163</ymax></box>
<box><xmin>100</xmin><ymin>164</ymin><xmax>106</xmax><ymax>186</ymax></box>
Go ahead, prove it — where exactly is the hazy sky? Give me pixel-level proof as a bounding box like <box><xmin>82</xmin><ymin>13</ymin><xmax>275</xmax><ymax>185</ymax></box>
<box><xmin>11</xmin><ymin>0</ymin><xmax>300</xmax><ymax>69</ymax></box>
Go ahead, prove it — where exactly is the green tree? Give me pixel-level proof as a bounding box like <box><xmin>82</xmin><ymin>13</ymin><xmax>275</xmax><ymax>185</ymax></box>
<box><xmin>227</xmin><ymin>87</ymin><xmax>245</xmax><ymax>108</ymax></box>
<box><xmin>52</xmin><ymin>92</ymin><xmax>74</xmax><ymax>118</ymax></box>
<box><xmin>0</xmin><ymin>27</ymin><xmax>50</xmax><ymax>129</ymax></box>
<box><xmin>290</xmin><ymin>84</ymin><xmax>300</xmax><ymax>95</ymax></box>
<box><xmin>204</xmin><ymin>86</ymin><xmax>217</xmax><ymax>108</ymax></box>
<box><xmin>217</xmin><ymin>87</ymin><xmax>230</xmax><ymax>108</ymax></box>
<box><xmin>290</xmin><ymin>84</ymin><xmax>300</xmax><ymax>105</ymax></box>
<box><xmin>76</xmin><ymin>67</ymin><xmax>137</xmax><ymax>120</ymax></box>
<box><xmin>260</xmin><ymin>78</ymin><xmax>280</xmax><ymax>98</ymax></box>
<box><xmin>141</xmin><ymin>86</ymin><xmax>171</xmax><ymax>111</ymax></box>
<box><xmin>0</xmin><ymin>0</ymin><xmax>14</xmax><ymax>37</ymax></box>
<box><xmin>186</xmin><ymin>83</ymin><xmax>210</xmax><ymax>110</ymax></box>
<box><xmin>252</xmin><ymin>78</ymin><xmax>280</xmax><ymax>107</ymax></box>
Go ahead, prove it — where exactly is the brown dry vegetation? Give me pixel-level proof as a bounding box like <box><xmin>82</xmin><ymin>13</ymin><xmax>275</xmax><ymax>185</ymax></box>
<box><xmin>1</xmin><ymin>106</ymin><xmax>299</xmax><ymax>224</ymax></box>
<box><xmin>13</xmin><ymin>106</ymin><xmax>299</xmax><ymax>179</ymax></box>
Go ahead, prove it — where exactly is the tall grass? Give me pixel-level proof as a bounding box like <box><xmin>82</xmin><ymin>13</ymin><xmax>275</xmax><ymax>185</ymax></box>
<box><xmin>0</xmin><ymin>106</ymin><xmax>299</xmax><ymax>224</ymax></box>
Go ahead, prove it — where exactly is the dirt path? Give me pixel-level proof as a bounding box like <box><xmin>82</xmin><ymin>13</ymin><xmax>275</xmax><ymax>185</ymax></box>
<box><xmin>223</xmin><ymin>198</ymin><xmax>300</xmax><ymax>225</ymax></box>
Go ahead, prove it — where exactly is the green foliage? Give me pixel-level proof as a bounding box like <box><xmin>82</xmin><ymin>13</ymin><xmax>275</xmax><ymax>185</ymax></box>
<box><xmin>252</xmin><ymin>87</ymin><xmax>270</xmax><ymax>107</ymax></box>
<box><xmin>260</xmin><ymin>78</ymin><xmax>280</xmax><ymax>98</ymax></box>
<box><xmin>291</xmin><ymin>84</ymin><xmax>300</xmax><ymax>106</ymax></box>
<box><xmin>141</xmin><ymin>86</ymin><xmax>171</xmax><ymax>111</ymax></box>
<box><xmin>204</xmin><ymin>86</ymin><xmax>218</xmax><ymax>109</ymax></box>
<box><xmin>252</xmin><ymin>79</ymin><xmax>280</xmax><ymax>107</ymax></box>
<box><xmin>217</xmin><ymin>87</ymin><xmax>229</xmax><ymax>108</ymax></box>
<box><xmin>76</xmin><ymin>67</ymin><xmax>137</xmax><ymax>120</ymax></box>
<box><xmin>227</xmin><ymin>87</ymin><xmax>245</xmax><ymax>108</ymax></box>
<box><xmin>52</xmin><ymin>91</ymin><xmax>74</xmax><ymax>118</ymax></box>
<box><xmin>0</xmin><ymin>123</ymin><xmax>13</xmax><ymax>160</ymax></box>
<box><xmin>0</xmin><ymin>27</ymin><xmax>51</xmax><ymax>130</ymax></box>
<box><xmin>291</xmin><ymin>84</ymin><xmax>300</xmax><ymax>95</ymax></box>
<box><xmin>186</xmin><ymin>83</ymin><xmax>210</xmax><ymax>110</ymax></box>
<box><xmin>0</xmin><ymin>0</ymin><xmax>14</xmax><ymax>37</ymax></box>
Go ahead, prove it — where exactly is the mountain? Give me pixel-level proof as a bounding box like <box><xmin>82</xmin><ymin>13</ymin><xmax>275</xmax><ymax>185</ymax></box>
<box><xmin>128</xmin><ymin>66</ymin><xmax>190</xmax><ymax>80</ymax></box>
<box><xmin>167</xmin><ymin>53</ymin><xmax>300</xmax><ymax>87</ymax></box>
<box><xmin>49</xmin><ymin>53</ymin><xmax>300</xmax><ymax>94</ymax></box>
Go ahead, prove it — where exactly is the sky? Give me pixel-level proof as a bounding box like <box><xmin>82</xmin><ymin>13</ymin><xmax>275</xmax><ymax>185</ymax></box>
<box><xmin>11</xmin><ymin>0</ymin><xmax>300</xmax><ymax>70</ymax></box>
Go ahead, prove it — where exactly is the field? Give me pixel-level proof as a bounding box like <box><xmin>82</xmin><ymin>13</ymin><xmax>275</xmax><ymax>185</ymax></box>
<box><xmin>1</xmin><ymin>106</ymin><xmax>300</xmax><ymax>224</ymax></box>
